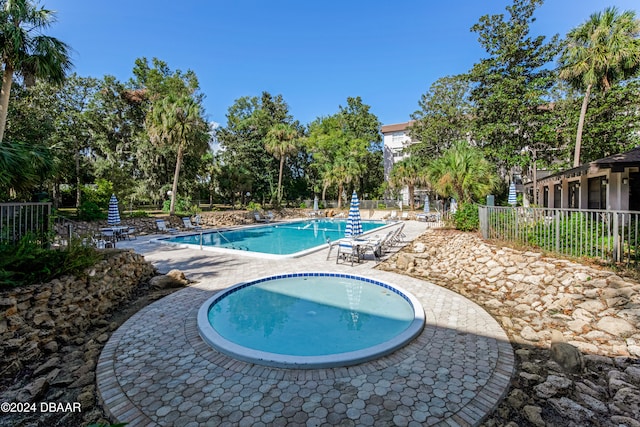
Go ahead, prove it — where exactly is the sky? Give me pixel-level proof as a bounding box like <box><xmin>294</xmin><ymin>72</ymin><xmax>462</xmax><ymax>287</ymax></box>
<box><xmin>46</xmin><ymin>0</ymin><xmax>640</xmax><ymax>127</ymax></box>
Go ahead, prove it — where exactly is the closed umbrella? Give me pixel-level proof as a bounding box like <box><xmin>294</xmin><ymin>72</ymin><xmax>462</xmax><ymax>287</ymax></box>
<box><xmin>424</xmin><ymin>195</ymin><xmax>430</xmax><ymax>213</ymax></box>
<box><xmin>345</xmin><ymin>191</ymin><xmax>362</xmax><ymax>238</ymax></box>
<box><xmin>313</xmin><ymin>196</ymin><xmax>319</xmax><ymax>212</ymax></box>
<box><xmin>107</xmin><ymin>194</ymin><xmax>121</xmax><ymax>225</ymax></box>
<box><xmin>508</xmin><ymin>182</ymin><xmax>517</xmax><ymax>206</ymax></box>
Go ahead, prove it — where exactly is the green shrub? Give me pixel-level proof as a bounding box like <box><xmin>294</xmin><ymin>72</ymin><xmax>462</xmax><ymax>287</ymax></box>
<box><xmin>299</xmin><ymin>202</ymin><xmax>307</xmax><ymax>209</ymax></box>
<box><xmin>125</xmin><ymin>210</ymin><xmax>149</xmax><ymax>218</ymax></box>
<box><xmin>77</xmin><ymin>200</ymin><xmax>106</xmax><ymax>221</ymax></box>
<box><xmin>162</xmin><ymin>196</ymin><xmax>193</xmax><ymax>214</ymax></box>
<box><xmin>453</xmin><ymin>203</ymin><xmax>479</xmax><ymax>231</ymax></box>
<box><xmin>0</xmin><ymin>235</ymin><xmax>102</xmax><ymax>288</ymax></box>
<box><xmin>247</xmin><ymin>201</ymin><xmax>261</xmax><ymax>211</ymax></box>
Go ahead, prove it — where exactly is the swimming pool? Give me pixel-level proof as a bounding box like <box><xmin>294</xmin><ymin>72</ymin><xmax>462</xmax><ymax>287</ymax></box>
<box><xmin>197</xmin><ymin>272</ymin><xmax>425</xmax><ymax>368</ymax></box>
<box><xmin>158</xmin><ymin>219</ymin><xmax>389</xmax><ymax>257</ymax></box>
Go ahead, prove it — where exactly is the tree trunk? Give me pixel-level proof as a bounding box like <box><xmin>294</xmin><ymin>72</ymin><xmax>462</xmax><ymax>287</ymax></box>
<box><xmin>277</xmin><ymin>156</ymin><xmax>284</xmax><ymax>204</ymax></box>
<box><xmin>0</xmin><ymin>64</ymin><xmax>15</xmax><ymax>143</ymax></box>
<box><xmin>574</xmin><ymin>84</ymin><xmax>592</xmax><ymax>167</ymax></box>
<box><xmin>408</xmin><ymin>185</ymin><xmax>415</xmax><ymax>210</ymax></box>
<box><xmin>337</xmin><ymin>184</ymin><xmax>343</xmax><ymax>209</ymax></box>
<box><xmin>169</xmin><ymin>144</ymin><xmax>184</xmax><ymax>215</ymax></box>
<box><xmin>75</xmin><ymin>148</ymin><xmax>81</xmax><ymax>208</ymax></box>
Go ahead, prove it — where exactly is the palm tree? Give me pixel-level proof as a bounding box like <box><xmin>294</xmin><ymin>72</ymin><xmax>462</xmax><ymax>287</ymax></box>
<box><xmin>0</xmin><ymin>0</ymin><xmax>72</xmax><ymax>142</ymax></box>
<box><xmin>0</xmin><ymin>139</ymin><xmax>53</xmax><ymax>198</ymax></box>
<box><xmin>264</xmin><ymin>123</ymin><xmax>298</xmax><ymax>205</ymax></box>
<box><xmin>427</xmin><ymin>141</ymin><xmax>497</xmax><ymax>204</ymax></box>
<box><xmin>558</xmin><ymin>7</ymin><xmax>640</xmax><ymax>166</ymax></box>
<box><xmin>320</xmin><ymin>162</ymin><xmax>338</xmax><ymax>203</ymax></box>
<box><xmin>147</xmin><ymin>94</ymin><xmax>205</xmax><ymax>215</ymax></box>
<box><xmin>389</xmin><ymin>157</ymin><xmax>427</xmax><ymax>210</ymax></box>
<box><xmin>331</xmin><ymin>155</ymin><xmax>362</xmax><ymax>209</ymax></box>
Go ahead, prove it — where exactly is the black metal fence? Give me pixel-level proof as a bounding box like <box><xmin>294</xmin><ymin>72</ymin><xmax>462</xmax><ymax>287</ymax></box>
<box><xmin>0</xmin><ymin>202</ymin><xmax>52</xmax><ymax>244</ymax></box>
<box><xmin>479</xmin><ymin>206</ymin><xmax>640</xmax><ymax>266</ymax></box>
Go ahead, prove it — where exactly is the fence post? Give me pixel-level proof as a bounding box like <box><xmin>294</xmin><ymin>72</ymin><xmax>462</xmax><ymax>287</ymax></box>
<box><xmin>613</xmin><ymin>213</ymin><xmax>620</xmax><ymax>263</ymax></box>
<box><xmin>555</xmin><ymin>212</ymin><xmax>560</xmax><ymax>253</ymax></box>
<box><xmin>479</xmin><ymin>206</ymin><xmax>488</xmax><ymax>239</ymax></box>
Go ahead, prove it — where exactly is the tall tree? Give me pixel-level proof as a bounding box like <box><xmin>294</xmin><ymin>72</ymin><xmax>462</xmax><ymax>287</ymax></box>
<box><xmin>0</xmin><ymin>0</ymin><xmax>72</xmax><ymax>142</ymax></box>
<box><xmin>87</xmin><ymin>75</ymin><xmax>147</xmax><ymax>194</ymax></box>
<box><xmin>427</xmin><ymin>141</ymin><xmax>498</xmax><ymax>204</ymax></box>
<box><xmin>305</xmin><ymin>97</ymin><xmax>381</xmax><ymax>204</ymax></box>
<box><xmin>217</xmin><ymin>92</ymin><xmax>297</xmax><ymax>203</ymax></box>
<box><xmin>469</xmin><ymin>0</ymin><xmax>560</xmax><ymax>171</ymax></box>
<box><xmin>558</xmin><ymin>7</ymin><xmax>640</xmax><ymax>166</ymax></box>
<box><xmin>410</xmin><ymin>75</ymin><xmax>473</xmax><ymax>159</ymax></box>
<box><xmin>133</xmin><ymin>58</ymin><xmax>210</xmax><ymax>206</ymax></box>
<box><xmin>49</xmin><ymin>75</ymin><xmax>99</xmax><ymax>208</ymax></box>
<box><xmin>147</xmin><ymin>94</ymin><xmax>208</xmax><ymax>215</ymax></box>
<box><xmin>338</xmin><ymin>96</ymin><xmax>383</xmax><ymax>196</ymax></box>
<box><xmin>578</xmin><ymin>78</ymin><xmax>640</xmax><ymax>161</ymax></box>
<box><xmin>265</xmin><ymin>123</ymin><xmax>298</xmax><ymax>205</ymax></box>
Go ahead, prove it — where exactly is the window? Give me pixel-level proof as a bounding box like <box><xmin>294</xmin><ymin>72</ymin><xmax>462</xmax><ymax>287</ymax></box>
<box><xmin>392</xmin><ymin>132</ymin><xmax>405</xmax><ymax>144</ymax></box>
<box><xmin>630</xmin><ymin>173</ymin><xmax>640</xmax><ymax>211</ymax></box>
<box><xmin>543</xmin><ymin>186</ymin><xmax>549</xmax><ymax>208</ymax></box>
<box><xmin>588</xmin><ymin>176</ymin><xmax>607</xmax><ymax>209</ymax></box>
<box><xmin>553</xmin><ymin>184</ymin><xmax>561</xmax><ymax>208</ymax></box>
<box><xmin>568</xmin><ymin>181</ymin><xmax>579</xmax><ymax>208</ymax></box>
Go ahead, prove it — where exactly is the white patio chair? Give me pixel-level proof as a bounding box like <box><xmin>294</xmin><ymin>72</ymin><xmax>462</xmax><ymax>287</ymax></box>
<box><xmin>254</xmin><ymin>212</ymin><xmax>271</xmax><ymax>223</ymax></box>
<box><xmin>182</xmin><ymin>217</ymin><xmax>203</xmax><ymax>230</ymax></box>
<box><xmin>156</xmin><ymin>219</ymin><xmax>178</xmax><ymax>234</ymax></box>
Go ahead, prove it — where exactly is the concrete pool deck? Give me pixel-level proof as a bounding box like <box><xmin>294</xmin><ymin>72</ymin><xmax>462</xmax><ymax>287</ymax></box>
<box><xmin>98</xmin><ymin>221</ymin><xmax>515</xmax><ymax>426</ymax></box>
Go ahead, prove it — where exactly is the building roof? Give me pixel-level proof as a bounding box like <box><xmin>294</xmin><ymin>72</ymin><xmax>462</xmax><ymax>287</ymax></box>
<box><xmin>381</xmin><ymin>121</ymin><xmax>414</xmax><ymax>134</ymax></box>
<box><xmin>591</xmin><ymin>146</ymin><xmax>640</xmax><ymax>171</ymax></box>
<box><xmin>535</xmin><ymin>145</ymin><xmax>640</xmax><ymax>185</ymax></box>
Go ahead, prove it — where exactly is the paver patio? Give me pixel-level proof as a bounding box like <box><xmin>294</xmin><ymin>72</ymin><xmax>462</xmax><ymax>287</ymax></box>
<box><xmin>97</xmin><ymin>221</ymin><xmax>514</xmax><ymax>426</ymax></box>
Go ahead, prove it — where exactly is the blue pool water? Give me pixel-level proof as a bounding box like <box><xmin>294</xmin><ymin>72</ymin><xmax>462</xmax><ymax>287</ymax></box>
<box><xmin>161</xmin><ymin>219</ymin><xmax>387</xmax><ymax>255</ymax></box>
<box><xmin>197</xmin><ymin>273</ymin><xmax>425</xmax><ymax>368</ymax></box>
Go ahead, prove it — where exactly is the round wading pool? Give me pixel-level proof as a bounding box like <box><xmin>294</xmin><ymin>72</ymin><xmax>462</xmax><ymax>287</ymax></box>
<box><xmin>197</xmin><ymin>272</ymin><xmax>425</xmax><ymax>369</ymax></box>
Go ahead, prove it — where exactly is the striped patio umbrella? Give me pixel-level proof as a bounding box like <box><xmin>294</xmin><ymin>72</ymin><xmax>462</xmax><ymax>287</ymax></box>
<box><xmin>107</xmin><ymin>194</ymin><xmax>121</xmax><ymax>225</ymax></box>
<box><xmin>424</xmin><ymin>195</ymin><xmax>430</xmax><ymax>213</ymax></box>
<box><xmin>345</xmin><ymin>191</ymin><xmax>362</xmax><ymax>238</ymax></box>
<box><xmin>508</xmin><ymin>182</ymin><xmax>517</xmax><ymax>206</ymax></box>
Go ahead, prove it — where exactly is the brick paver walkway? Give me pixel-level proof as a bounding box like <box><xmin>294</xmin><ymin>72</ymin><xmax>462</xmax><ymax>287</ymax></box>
<box><xmin>97</xmin><ymin>221</ymin><xmax>514</xmax><ymax>426</ymax></box>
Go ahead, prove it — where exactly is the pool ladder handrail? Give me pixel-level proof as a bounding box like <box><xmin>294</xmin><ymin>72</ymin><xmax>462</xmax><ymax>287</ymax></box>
<box><xmin>208</xmin><ymin>228</ymin><xmax>249</xmax><ymax>251</ymax></box>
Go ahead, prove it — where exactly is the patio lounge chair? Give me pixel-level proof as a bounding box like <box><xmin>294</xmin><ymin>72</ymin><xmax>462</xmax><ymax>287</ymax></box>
<box><xmin>389</xmin><ymin>223</ymin><xmax>406</xmax><ymax>246</ymax></box>
<box><xmin>254</xmin><ymin>212</ymin><xmax>271</xmax><ymax>223</ymax></box>
<box><xmin>120</xmin><ymin>226</ymin><xmax>137</xmax><ymax>240</ymax></box>
<box><xmin>156</xmin><ymin>219</ymin><xmax>178</xmax><ymax>234</ymax></box>
<box><xmin>182</xmin><ymin>217</ymin><xmax>203</xmax><ymax>230</ymax></box>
